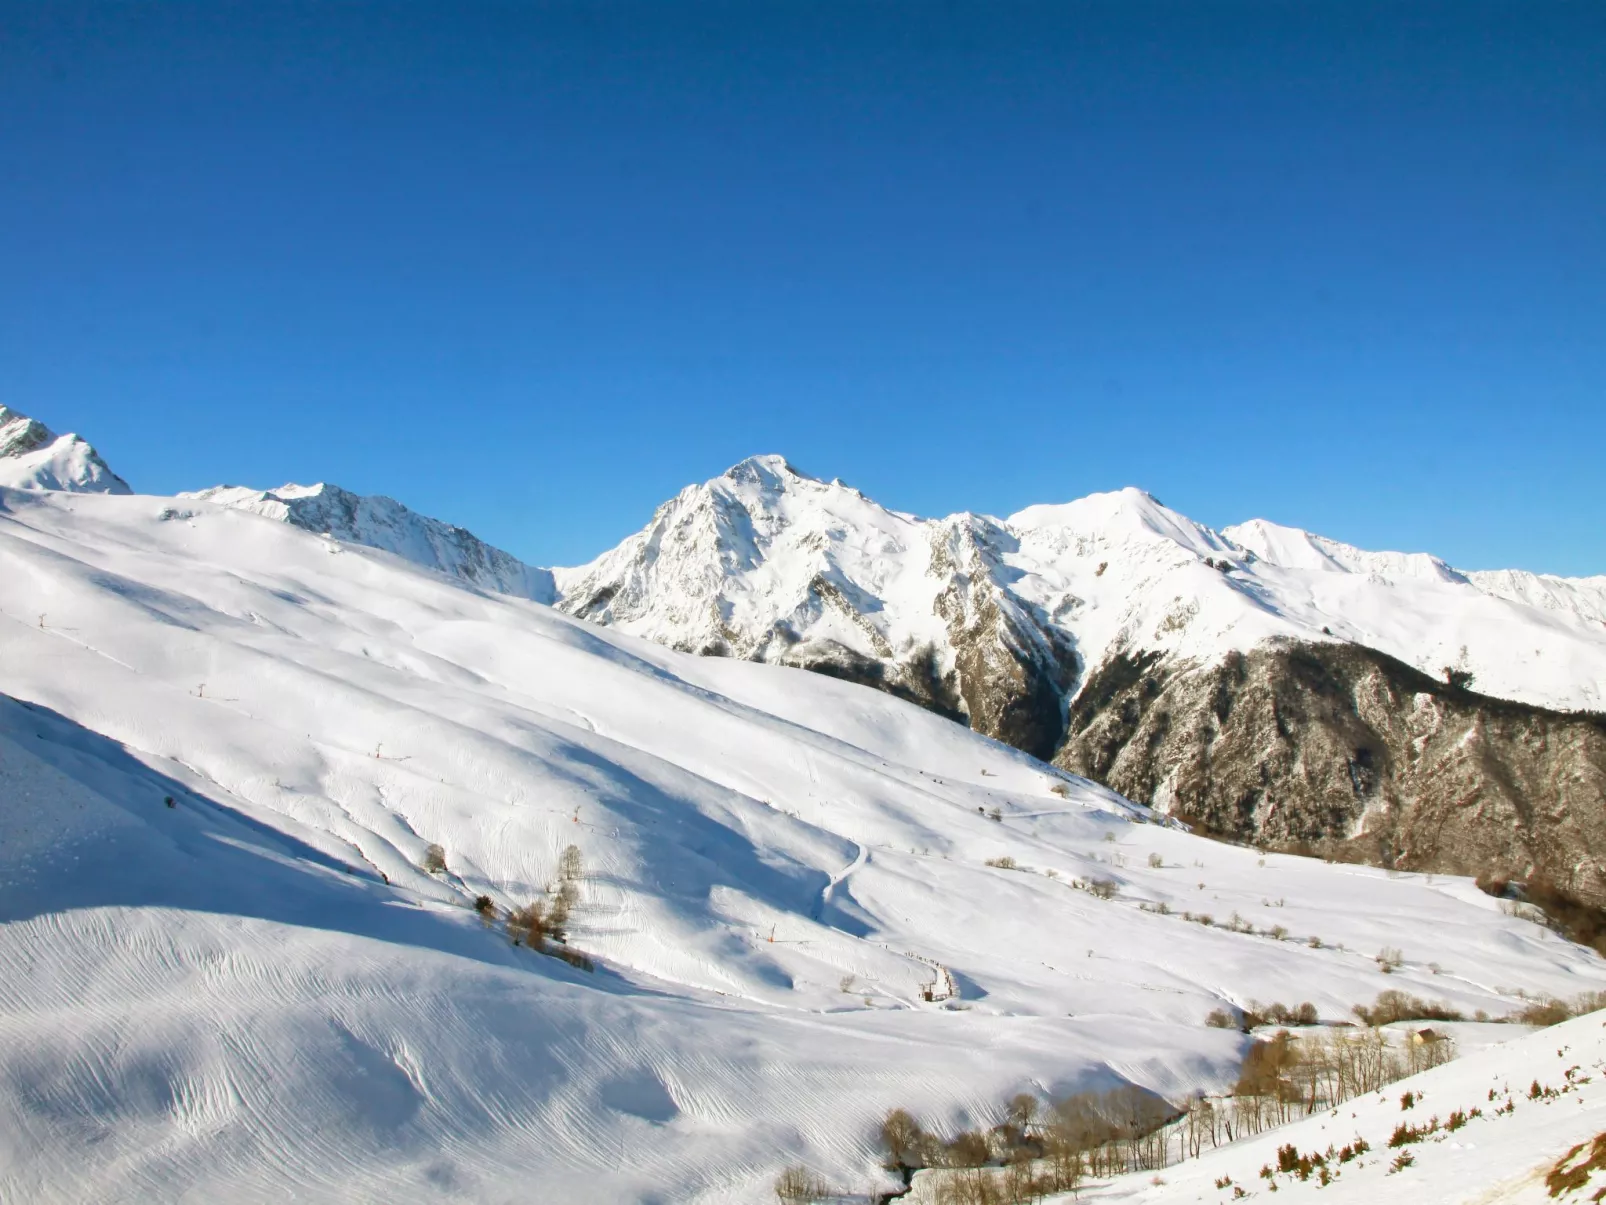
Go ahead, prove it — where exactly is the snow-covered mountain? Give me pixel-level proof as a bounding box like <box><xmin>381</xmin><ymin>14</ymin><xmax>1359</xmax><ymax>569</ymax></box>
<box><xmin>556</xmin><ymin>456</ymin><xmax>1606</xmax><ymax>721</ymax></box>
<box><xmin>552</xmin><ymin>457</ymin><xmax>1606</xmax><ymax>910</ymax></box>
<box><xmin>0</xmin><ymin>404</ymin><xmax>131</xmax><ymax>494</ymax></box>
<box><xmin>2</xmin><ymin>481</ymin><xmax>1600</xmax><ymax>1203</ymax></box>
<box><xmin>184</xmin><ymin>482</ymin><xmax>555</xmax><ymax>601</ymax></box>
<box><xmin>8</xmin><ymin>407</ymin><xmax>1603</xmax><ymax>908</ymax></box>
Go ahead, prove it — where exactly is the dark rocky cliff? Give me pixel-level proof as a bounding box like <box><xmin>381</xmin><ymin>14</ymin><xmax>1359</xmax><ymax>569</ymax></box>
<box><xmin>1054</xmin><ymin>640</ymin><xmax>1606</xmax><ymax>914</ymax></box>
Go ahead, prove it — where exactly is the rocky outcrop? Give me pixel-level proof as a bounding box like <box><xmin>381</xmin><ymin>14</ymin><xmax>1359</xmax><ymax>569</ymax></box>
<box><xmin>928</xmin><ymin>514</ymin><xmax>1077</xmax><ymax>760</ymax></box>
<box><xmin>1056</xmin><ymin>639</ymin><xmax>1606</xmax><ymax>909</ymax></box>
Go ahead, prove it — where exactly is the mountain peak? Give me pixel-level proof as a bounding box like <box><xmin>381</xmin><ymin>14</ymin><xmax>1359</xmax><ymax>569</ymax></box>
<box><xmin>0</xmin><ymin>405</ymin><xmax>132</xmax><ymax>495</ymax></box>
<box><xmin>719</xmin><ymin>454</ymin><xmax>813</xmax><ymax>489</ymax></box>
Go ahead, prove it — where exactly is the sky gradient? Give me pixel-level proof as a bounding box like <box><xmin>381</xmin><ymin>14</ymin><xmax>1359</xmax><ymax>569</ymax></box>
<box><xmin>3</xmin><ymin>2</ymin><xmax>1603</xmax><ymax>572</ymax></box>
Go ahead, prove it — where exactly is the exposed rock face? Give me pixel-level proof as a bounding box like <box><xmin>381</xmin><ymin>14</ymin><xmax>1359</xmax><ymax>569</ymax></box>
<box><xmin>1057</xmin><ymin>640</ymin><xmax>1606</xmax><ymax>908</ymax></box>
<box><xmin>0</xmin><ymin>405</ymin><xmax>132</xmax><ymax>494</ymax></box>
<box><xmin>927</xmin><ymin>513</ymin><xmax>1077</xmax><ymax>760</ymax></box>
<box><xmin>184</xmin><ymin>482</ymin><xmax>555</xmax><ymax>601</ymax></box>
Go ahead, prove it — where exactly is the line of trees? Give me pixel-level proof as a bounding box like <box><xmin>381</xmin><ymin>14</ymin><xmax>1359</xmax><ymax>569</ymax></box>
<box><xmin>854</xmin><ymin>1021</ymin><xmax>1456</xmax><ymax>1205</ymax></box>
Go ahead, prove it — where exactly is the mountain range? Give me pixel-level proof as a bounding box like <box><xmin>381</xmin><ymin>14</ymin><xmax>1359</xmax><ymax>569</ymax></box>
<box><xmin>4</xmin><ymin>403</ymin><xmax>1604</xmax><ymax>1201</ymax></box>
<box><xmin>7</xmin><ymin>408</ymin><xmax>1604</xmax><ymax>922</ymax></box>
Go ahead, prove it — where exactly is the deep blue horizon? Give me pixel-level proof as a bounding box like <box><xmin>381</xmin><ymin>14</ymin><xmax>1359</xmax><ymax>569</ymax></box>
<box><xmin>3</xmin><ymin>3</ymin><xmax>1602</xmax><ymax>573</ymax></box>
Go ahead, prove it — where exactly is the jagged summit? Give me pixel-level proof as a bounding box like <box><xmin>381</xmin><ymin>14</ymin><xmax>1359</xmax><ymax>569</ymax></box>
<box><xmin>0</xmin><ymin>405</ymin><xmax>131</xmax><ymax>495</ymax></box>
<box><xmin>719</xmin><ymin>453</ymin><xmax>809</xmax><ymax>487</ymax></box>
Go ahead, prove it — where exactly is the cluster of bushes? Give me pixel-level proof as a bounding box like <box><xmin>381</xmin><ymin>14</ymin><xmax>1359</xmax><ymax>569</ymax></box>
<box><xmin>1352</xmin><ymin>989</ymin><xmax>1462</xmax><ymax>1026</ymax></box>
<box><xmin>480</xmin><ymin>844</ymin><xmax>595</xmax><ymax>972</ymax></box>
<box><xmin>1204</xmin><ymin>1001</ymin><xmax>1318</xmax><ymax>1031</ymax></box>
<box><xmin>872</xmin><ymin>1086</ymin><xmax>1178</xmax><ymax>1205</ymax></box>
<box><xmin>1511</xmin><ymin>990</ymin><xmax>1606</xmax><ymax>1027</ymax></box>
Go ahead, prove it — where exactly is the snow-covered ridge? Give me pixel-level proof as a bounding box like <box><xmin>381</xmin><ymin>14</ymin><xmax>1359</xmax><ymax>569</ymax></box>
<box><xmin>6</xmin><ymin>404</ymin><xmax>1605</xmax><ymax>717</ymax></box>
<box><xmin>182</xmin><ymin>481</ymin><xmax>556</xmax><ymax>602</ymax></box>
<box><xmin>0</xmin><ymin>405</ymin><xmax>130</xmax><ymax>495</ymax></box>
<box><xmin>555</xmin><ymin>459</ymin><xmax>1606</xmax><ymax>717</ymax></box>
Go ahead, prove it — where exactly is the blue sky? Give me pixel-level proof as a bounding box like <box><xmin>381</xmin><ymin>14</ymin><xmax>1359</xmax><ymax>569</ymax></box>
<box><xmin>3</xmin><ymin>3</ymin><xmax>1602</xmax><ymax>573</ymax></box>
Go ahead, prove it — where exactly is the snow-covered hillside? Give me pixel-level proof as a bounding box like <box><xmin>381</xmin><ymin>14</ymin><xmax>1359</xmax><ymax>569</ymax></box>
<box><xmin>0</xmin><ymin>404</ymin><xmax>131</xmax><ymax>495</ymax></box>
<box><xmin>1044</xmin><ymin>1007</ymin><xmax>1606</xmax><ymax>1205</ymax></box>
<box><xmin>185</xmin><ymin>482</ymin><xmax>556</xmax><ymax>601</ymax></box>
<box><xmin>3</xmin><ymin>483</ymin><xmax>1600</xmax><ymax>1202</ymax></box>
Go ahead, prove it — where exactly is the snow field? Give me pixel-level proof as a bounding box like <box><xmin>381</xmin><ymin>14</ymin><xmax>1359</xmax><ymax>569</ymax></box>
<box><xmin>1</xmin><ymin>485</ymin><xmax>1603</xmax><ymax>1202</ymax></box>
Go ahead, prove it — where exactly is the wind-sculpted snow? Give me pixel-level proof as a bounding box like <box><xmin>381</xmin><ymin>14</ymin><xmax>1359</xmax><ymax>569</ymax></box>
<box><xmin>0</xmin><ymin>405</ymin><xmax>131</xmax><ymax>495</ymax></box>
<box><xmin>1</xmin><ymin>485</ymin><xmax>1603</xmax><ymax>1201</ymax></box>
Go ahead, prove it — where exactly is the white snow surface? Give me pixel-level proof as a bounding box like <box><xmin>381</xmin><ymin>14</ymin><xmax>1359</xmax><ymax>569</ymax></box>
<box><xmin>1</xmin><ymin>484</ymin><xmax>1603</xmax><ymax>1202</ymax></box>
<box><xmin>0</xmin><ymin>404</ymin><xmax>131</xmax><ymax>495</ymax></box>
<box><xmin>184</xmin><ymin>481</ymin><xmax>556</xmax><ymax>602</ymax></box>
<box><xmin>1028</xmin><ymin>1007</ymin><xmax>1606</xmax><ymax>1205</ymax></box>
<box><xmin>554</xmin><ymin>458</ymin><xmax>1606</xmax><ymax>714</ymax></box>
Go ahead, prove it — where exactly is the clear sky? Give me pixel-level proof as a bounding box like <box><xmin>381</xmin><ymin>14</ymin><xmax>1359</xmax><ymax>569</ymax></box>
<box><xmin>3</xmin><ymin>3</ymin><xmax>1602</xmax><ymax>573</ymax></box>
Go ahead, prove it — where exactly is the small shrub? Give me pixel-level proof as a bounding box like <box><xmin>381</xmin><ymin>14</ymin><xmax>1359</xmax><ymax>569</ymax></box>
<box><xmin>1388</xmin><ymin>1150</ymin><xmax>1415</xmax><ymax>1174</ymax></box>
<box><xmin>551</xmin><ymin>945</ymin><xmax>595</xmax><ymax>972</ymax></box>
<box><xmin>422</xmin><ymin>843</ymin><xmax>448</xmax><ymax>875</ymax></box>
<box><xmin>473</xmin><ymin>894</ymin><xmax>495</xmax><ymax>919</ymax></box>
<box><xmin>774</xmin><ymin>1165</ymin><xmax>830</xmax><ymax>1202</ymax></box>
<box><xmin>1336</xmin><ymin>1137</ymin><xmax>1368</xmax><ymax>1163</ymax></box>
<box><xmin>1086</xmin><ymin>877</ymin><xmax>1118</xmax><ymax>899</ymax></box>
<box><xmin>985</xmin><ymin>856</ymin><xmax>1017</xmax><ymax>870</ymax></box>
<box><xmin>507</xmin><ymin>900</ymin><xmax>550</xmax><ymax>947</ymax></box>
<box><xmin>879</xmin><ymin>1108</ymin><xmax>927</xmax><ymax>1169</ymax></box>
<box><xmin>1205</xmin><ymin>1007</ymin><xmax>1239</xmax><ymax>1029</ymax></box>
<box><xmin>1375</xmin><ymin>946</ymin><xmax>1403</xmax><ymax>973</ymax></box>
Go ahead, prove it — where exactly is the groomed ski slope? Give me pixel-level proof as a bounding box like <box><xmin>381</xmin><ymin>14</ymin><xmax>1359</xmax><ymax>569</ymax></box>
<box><xmin>1</xmin><ymin>485</ymin><xmax>1602</xmax><ymax>1203</ymax></box>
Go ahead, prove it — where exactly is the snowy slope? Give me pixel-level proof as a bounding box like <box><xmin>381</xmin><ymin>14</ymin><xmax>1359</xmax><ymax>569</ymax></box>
<box><xmin>184</xmin><ymin>482</ymin><xmax>555</xmax><ymax>601</ymax></box>
<box><xmin>3</xmin><ymin>484</ymin><xmax>1602</xmax><ymax>1202</ymax></box>
<box><xmin>555</xmin><ymin>460</ymin><xmax>1606</xmax><ymax>717</ymax></box>
<box><xmin>1045</xmin><ymin>1007</ymin><xmax>1606</xmax><ymax>1205</ymax></box>
<box><xmin>0</xmin><ymin>405</ymin><xmax>131</xmax><ymax>494</ymax></box>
